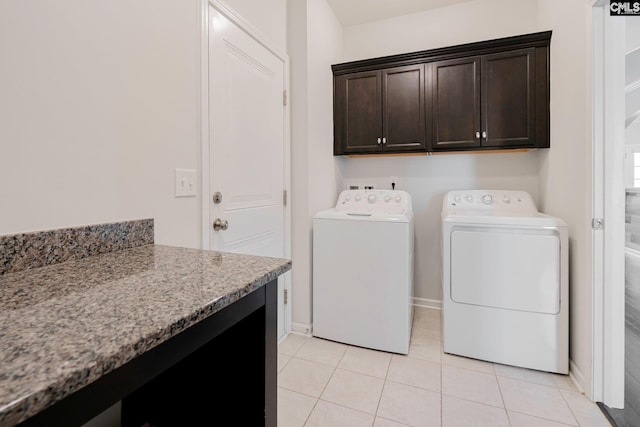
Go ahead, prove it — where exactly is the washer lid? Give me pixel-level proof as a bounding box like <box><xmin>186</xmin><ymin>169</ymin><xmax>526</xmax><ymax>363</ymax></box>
<box><xmin>314</xmin><ymin>208</ymin><xmax>412</xmax><ymax>223</ymax></box>
<box><xmin>314</xmin><ymin>189</ymin><xmax>413</xmax><ymax>222</ymax></box>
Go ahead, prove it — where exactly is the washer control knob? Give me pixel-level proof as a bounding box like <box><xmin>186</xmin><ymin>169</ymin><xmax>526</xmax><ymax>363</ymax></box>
<box><xmin>481</xmin><ymin>194</ymin><xmax>493</xmax><ymax>205</ymax></box>
<box><xmin>367</xmin><ymin>194</ymin><xmax>377</xmax><ymax>204</ymax></box>
<box><xmin>502</xmin><ymin>196</ymin><xmax>511</xmax><ymax>204</ymax></box>
<box><xmin>345</xmin><ymin>195</ymin><xmax>351</xmax><ymax>202</ymax></box>
<box><xmin>453</xmin><ymin>195</ymin><xmax>461</xmax><ymax>202</ymax></box>
<box><xmin>355</xmin><ymin>195</ymin><xmax>361</xmax><ymax>202</ymax></box>
<box><xmin>384</xmin><ymin>195</ymin><xmax>392</xmax><ymax>203</ymax></box>
<box><xmin>395</xmin><ymin>195</ymin><xmax>402</xmax><ymax>203</ymax></box>
<box><xmin>465</xmin><ymin>194</ymin><xmax>473</xmax><ymax>202</ymax></box>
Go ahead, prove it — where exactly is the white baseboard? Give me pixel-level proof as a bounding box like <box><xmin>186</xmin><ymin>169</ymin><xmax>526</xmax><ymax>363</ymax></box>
<box><xmin>291</xmin><ymin>322</ymin><xmax>312</xmax><ymax>336</ymax></box>
<box><xmin>569</xmin><ymin>359</ymin><xmax>587</xmax><ymax>396</ymax></box>
<box><xmin>412</xmin><ymin>297</ymin><xmax>442</xmax><ymax>310</ymax></box>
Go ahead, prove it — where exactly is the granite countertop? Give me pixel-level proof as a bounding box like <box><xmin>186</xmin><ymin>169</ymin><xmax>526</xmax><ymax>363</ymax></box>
<box><xmin>0</xmin><ymin>244</ymin><xmax>291</xmax><ymax>426</ymax></box>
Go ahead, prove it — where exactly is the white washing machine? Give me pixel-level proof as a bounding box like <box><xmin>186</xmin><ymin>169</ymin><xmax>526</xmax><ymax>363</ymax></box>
<box><xmin>442</xmin><ymin>189</ymin><xmax>568</xmax><ymax>374</ymax></box>
<box><xmin>313</xmin><ymin>189</ymin><xmax>414</xmax><ymax>354</ymax></box>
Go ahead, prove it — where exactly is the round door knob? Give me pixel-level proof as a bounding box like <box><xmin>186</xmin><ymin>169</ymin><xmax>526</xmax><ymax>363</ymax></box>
<box><xmin>213</xmin><ymin>218</ymin><xmax>229</xmax><ymax>231</ymax></box>
<box><xmin>482</xmin><ymin>194</ymin><xmax>493</xmax><ymax>205</ymax></box>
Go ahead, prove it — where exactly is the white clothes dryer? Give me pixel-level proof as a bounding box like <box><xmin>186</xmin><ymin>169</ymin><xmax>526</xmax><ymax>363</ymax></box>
<box><xmin>441</xmin><ymin>190</ymin><xmax>568</xmax><ymax>374</ymax></box>
<box><xmin>313</xmin><ymin>189</ymin><xmax>414</xmax><ymax>354</ymax></box>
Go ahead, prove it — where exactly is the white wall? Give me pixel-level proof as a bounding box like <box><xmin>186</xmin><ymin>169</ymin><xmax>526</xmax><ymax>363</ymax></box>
<box><xmin>338</xmin><ymin>0</ymin><xmax>541</xmax><ymax>305</ymax></box>
<box><xmin>535</xmin><ymin>0</ymin><xmax>593</xmax><ymax>394</ymax></box>
<box><xmin>224</xmin><ymin>0</ymin><xmax>287</xmax><ymax>49</ymax></box>
<box><xmin>288</xmin><ymin>0</ymin><xmax>343</xmax><ymax>332</ymax></box>
<box><xmin>0</xmin><ymin>0</ymin><xmax>287</xmax><ymax>249</ymax></box>
<box><xmin>0</xmin><ymin>0</ymin><xmax>202</xmax><ymax>247</ymax></box>
<box><xmin>343</xmin><ymin>0</ymin><xmax>539</xmax><ymax>61</ymax></box>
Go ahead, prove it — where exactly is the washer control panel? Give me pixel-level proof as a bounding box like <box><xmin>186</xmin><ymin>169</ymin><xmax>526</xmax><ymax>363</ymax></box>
<box><xmin>445</xmin><ymin>190</ymin><xmax>537</xmax><ymax>214</ymax></box>
<box><xmin>337</xmin><ymin>189</ymin><xmax>412</xmax><ymax>215</ymax></box>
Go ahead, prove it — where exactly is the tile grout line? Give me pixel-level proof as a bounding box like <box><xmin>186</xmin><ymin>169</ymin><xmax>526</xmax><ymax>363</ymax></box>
<box><xmin>308</xmin><ymin>344</ymin><xmax>347</xmax><ymax>424</ymax></box>
<box><xmin>557</xmin><ymin>387</ymin><xmax>583</xmax><ymax>427</ymax></box>
<box><xmin>493</xmin><ymin>366</ymin><xmax>511</xmax><ymax>426</ymax></box>
<box><xmin>372</xmin><ymin>349</ymin><xmax>393</xmax><ymax>424</ymax></box>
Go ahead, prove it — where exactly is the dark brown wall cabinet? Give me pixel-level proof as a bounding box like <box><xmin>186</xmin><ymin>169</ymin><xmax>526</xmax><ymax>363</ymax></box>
<box><xmin>332</xmin><ymin>31</ymin><xmax>551</xmax><ymax>156</ymax></box>
<box><xmin>333</xmin><ymin>64</ymin><xmax>425</xmax><ymax>154</ymax></box>
<box><xmin>431</xmin><ymin>48</ymin><xmax>536</xmax><ymax>150</ymax></box>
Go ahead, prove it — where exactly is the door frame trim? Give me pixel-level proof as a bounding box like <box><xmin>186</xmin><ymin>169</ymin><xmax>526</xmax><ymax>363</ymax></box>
<box><xmin>199</xmin><ymin>0</ymin><xmax>292</xmax><ymax>335</ymax></box>
<box><xmin>591</xmin><ymin>0</ymin><xmax>625</xmax><ymax>408</ymax></box>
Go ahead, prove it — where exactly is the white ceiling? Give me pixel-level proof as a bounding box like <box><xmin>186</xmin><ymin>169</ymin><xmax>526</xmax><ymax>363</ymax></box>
<box><xmin>325</xmin><ymin>0</ymin><xmax>476</xmax><ymax>27</ymax></box>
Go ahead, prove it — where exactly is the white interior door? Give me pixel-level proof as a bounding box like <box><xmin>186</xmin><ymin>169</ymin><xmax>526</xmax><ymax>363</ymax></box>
<box><xmin>208</xmin><ymin>5</ymin><xmax>287</xmax><ymax>339</ymax></box>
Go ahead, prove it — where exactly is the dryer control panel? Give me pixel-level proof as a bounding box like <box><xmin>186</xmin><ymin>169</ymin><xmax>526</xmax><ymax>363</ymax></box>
<box><xmin>444</xmin><ymin>190</ymin><xmax>537</xmax><ymax>214</ymax></box>
<box><xmin>336</xmin><ymin>189</ymin><xmax>412</xmax><ymax>215</ymax></box>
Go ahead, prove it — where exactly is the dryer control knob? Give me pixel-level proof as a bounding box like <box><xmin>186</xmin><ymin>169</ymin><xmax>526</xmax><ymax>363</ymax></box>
<box><xmin>453</xmin><ymin>195</ymin><xmax>461</xmax><ymax>202</ymax></box>
<box><xmin>384</xmin><ymin>195</ymin><xmax>392</xmax><ymax>203</ymax></box>
<box><xmin>355</xmin><ymin>195</ymin><xmax>361</xmax><ymax>201</ymax></box>
<box><xmin>367</xmin><ymin>194</ymin><xmax>377</xmax><ymax>204</ymax></box>
<box><xmin>345</xmin><ymin>195</ymin><xmax>351</xmax><ymax>201</ymax></box>
<box><xmin>503</xmin><ymin>196</ymin><xmax>511</xmax><ymax>204</ymax></box>
<box><xmin>465</xmin><ymin>194</ymin><xmax>473</xmax><ymax>202</ymax></box>
<box><xmin>482</xmin><ymin>194</ymin><xmax>493</xmax><ymax>205</ymax></box>
<box><xmin>395</xmin><ymin>195</ymin><xmax>402</xmax><ymax>203</ymax></box>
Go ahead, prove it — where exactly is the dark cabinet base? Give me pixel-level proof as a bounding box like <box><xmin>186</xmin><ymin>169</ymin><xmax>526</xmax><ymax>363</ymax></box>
<box><xmin>122</xmin><ymin>306</ymin><xmax>268</xmax><ymax>426</ymax></box>
<box><xmin>18</xmin><ymin>280</ymin><xmax>278</xmax><ymax>427</ymax></box>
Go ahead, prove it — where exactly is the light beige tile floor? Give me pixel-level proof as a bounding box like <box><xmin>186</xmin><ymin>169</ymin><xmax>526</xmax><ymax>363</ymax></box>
<box><xmin>277</xmin><ymin>307</ymin><xmax>612</xmax><ymax>427</ymax></box>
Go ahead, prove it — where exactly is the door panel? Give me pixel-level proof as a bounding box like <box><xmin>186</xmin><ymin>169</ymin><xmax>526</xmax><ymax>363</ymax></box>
<box><xmin>431</xmin><ymin>57</ymin><xmax>481</xmax><ymax>149</ymax></box>
<box><xmin>482</xmin><ymin>48</ymin><xmax>535</xmax><ymax>147</ymax></box>
<box><xmin>383</xmin><ymin>65</ymin><xmax>425</xmax><ymax>151</ymax></box>
<box><xmin>450</xmin><ymin>229</ymin><xmax>560</xmax><ymax>314</ymax></box>
<box><xmin>209</xmin><ymin>8</ymin><xmax>286</xmax><ymax>337</ymax></box>
<box><xmin>338</xmin><ymin>71</ymin><xmax>382</xmax><ymax>153</ymax></box>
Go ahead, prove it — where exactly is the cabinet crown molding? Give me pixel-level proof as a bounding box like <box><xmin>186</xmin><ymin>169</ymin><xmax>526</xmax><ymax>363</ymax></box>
<box><xmin>332</xmin><ymin>31</ymin><xmax>552</xmax><ymax>75</ymax></box>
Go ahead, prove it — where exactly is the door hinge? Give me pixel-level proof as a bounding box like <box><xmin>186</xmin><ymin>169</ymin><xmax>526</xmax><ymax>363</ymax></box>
<box><xmin>283</xmin><ymin>90</ymin><xmax>287</xmax><ymax>106</ymax></box>
<box><xmin>283</xmin><ymin>189</ymin><xmax>287</xmax><ymax>206</ymax></box>
<box><xmin>592</xmin><ymin>218</ymin><xmax>604</xmax><ymax>230</ymax></box>
<box><xmin>284</xmin><ymin>288</ymin><xmax>288</xmax><ymax>304</ymax></box>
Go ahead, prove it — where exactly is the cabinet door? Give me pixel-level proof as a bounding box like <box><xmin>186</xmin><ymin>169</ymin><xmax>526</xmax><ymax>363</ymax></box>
<box><xmin>333</xmin><ymin>71</ymin><xmax>382</xmax><ymax>154</ymax></box>
<box><xmin>430</xmin><ymin>57</ymin><xmax>481</xmax><ymax>150</ymax></box>
<box><xmin>382</xmin><ymin>65</ymin><xmax>425</xmax><ymax>151</ymax></box>
<box><xmin>481</xmin><ymin>48</ymin><xmax>535</xmax><ymax>147</ymax></box>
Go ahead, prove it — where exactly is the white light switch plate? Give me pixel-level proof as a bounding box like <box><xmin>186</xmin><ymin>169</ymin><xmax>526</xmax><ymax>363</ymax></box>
<box><xmin>175</xmin><ymin>169</ymin><xmax>197</xmax><ymax>197</ymax></box>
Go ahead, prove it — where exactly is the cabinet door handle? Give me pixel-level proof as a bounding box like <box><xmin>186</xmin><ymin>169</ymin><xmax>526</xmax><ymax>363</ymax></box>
<box><xmin>475</xmin><ymin>131</ymin><xmax>480</xmax><ymax>139</ymax></box>
<box><xmin>382</xmin><ymin>137</ymin><xmax>387</xmax><ymax>144</ymax></box>
<box><xmin>377</xmin><ymin>138</ymin><xmax>381</xmax><ymax>144</ymax></box>
<box><xmin>482</xmin><ymin>131</ymin><xmax>487</xmax><ymax>139</ymax></box>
